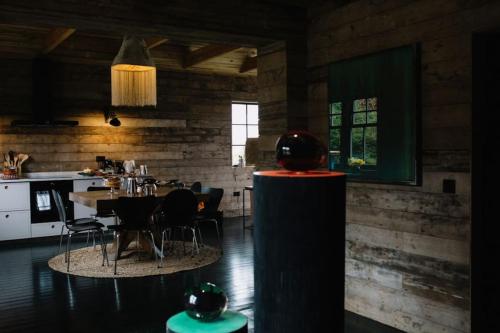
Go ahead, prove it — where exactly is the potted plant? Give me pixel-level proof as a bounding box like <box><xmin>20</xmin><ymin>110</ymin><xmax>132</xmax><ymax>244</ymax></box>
<box><xmin>347</xmin><ymin>157</ymin><xmax>365</xmax><ymax>174</ymax></box>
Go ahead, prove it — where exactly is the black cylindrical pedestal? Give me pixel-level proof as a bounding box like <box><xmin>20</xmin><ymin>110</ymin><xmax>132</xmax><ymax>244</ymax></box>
<box><xmin>253</xmin><ymin>171</ymin><xmax>346</xmax><ymax>333</ymax></box>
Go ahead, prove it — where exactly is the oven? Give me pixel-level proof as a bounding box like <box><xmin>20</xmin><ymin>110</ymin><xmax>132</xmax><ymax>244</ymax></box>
<box><xmin>30</xmin><ymin>180</ymin><xmax>74</xmax><ymax>223</ymax></box>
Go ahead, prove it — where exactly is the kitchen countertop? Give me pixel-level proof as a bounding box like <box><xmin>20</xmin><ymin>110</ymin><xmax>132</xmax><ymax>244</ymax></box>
<box><xmin>0</xmin><ymin>171</ymin><xmax>104</xmax><ymax>183</ymax></box>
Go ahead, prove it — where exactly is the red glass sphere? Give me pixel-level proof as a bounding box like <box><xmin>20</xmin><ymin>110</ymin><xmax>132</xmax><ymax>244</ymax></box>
<box><xmin>275</xmin><ymin>130</ymin><xmax>327</xmax><ymax>171</ymax></box>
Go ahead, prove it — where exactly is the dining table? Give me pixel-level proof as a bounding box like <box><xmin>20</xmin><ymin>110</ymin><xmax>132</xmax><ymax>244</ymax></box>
<box><xmin>69</xmin><ymin>187</ymin><xmax>210</xmax><ymax>260</ymax></box>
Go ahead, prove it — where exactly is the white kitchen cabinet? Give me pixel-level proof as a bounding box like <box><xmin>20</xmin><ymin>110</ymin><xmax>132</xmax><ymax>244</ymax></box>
<box><xmin>0</xmin><ymin>182</ymin><xmax>30</xmax><ymax>211</ymax></box>
<box><xmin>73</xmin><ymin>179</ymin><xmax>101</xmax><ymax>219</ymax></box>
<box><xmin>31</xmin><ymin>221</ymin><xmax>64</xmax><ymax>238</ymax></box>
<box><xmin>72</xmin><ymin>179</ymin><xmax>113</xmax><ymax>226</ymax></box>
<box><xmin>73</xmin><ymin>178</ymin><xmax>103</xmax><ymax>192</ymax></box>
<box><xmin>0</xmin><ymin>210</ymin><xmax>31</xmax><ymax>241</ymax></box>
<box><xmin>0</xmin><ymin>176</ymin><xmax>114</xmax><ymax>241</ymax></box>
<box><xmin>0</xmin><ymin>182</ymin><xmax>31</xmax><ymax>240</ymax></box>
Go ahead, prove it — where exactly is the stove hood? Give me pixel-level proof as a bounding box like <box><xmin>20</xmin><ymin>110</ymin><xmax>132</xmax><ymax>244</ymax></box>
<box><xmin>11</xmin><ymin>57</ymin><xmax>79</xmax><ymax>127</ymax></box>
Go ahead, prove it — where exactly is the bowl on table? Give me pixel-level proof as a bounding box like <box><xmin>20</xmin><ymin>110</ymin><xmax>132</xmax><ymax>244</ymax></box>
<box><xmin>103</xmin><ymin>176</ymin><xmax>121</xmax><ymax>192</ymax></box>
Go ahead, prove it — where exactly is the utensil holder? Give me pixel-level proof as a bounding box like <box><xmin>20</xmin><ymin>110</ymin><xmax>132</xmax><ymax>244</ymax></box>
<box><xmin>2</xmin><ymin>167</ymin><xmax>18</xmax><ymax>179</ymax></box>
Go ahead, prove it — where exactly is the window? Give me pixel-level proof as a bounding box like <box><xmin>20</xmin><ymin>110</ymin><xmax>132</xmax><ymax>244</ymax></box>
<box><xmin>328</xmin><ymin>45</ymin><xmax>420</xmax><ymax>184</ymax></box>
<box><xmin>231</xmin><ymin>102</ymin><xmax>259</xmax><ymax>166</ymax></box>
<box><xmin>350</xmin><ymin>97</ymin><xmax>377</xmax><ymax>166</ymax></box>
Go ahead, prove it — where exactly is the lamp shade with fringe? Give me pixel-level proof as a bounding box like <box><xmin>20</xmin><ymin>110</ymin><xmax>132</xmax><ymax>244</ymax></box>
<box><xmin>111</xmin><ymin>36</ymin><xmax>157</xmax><ymax>107</ymax></box>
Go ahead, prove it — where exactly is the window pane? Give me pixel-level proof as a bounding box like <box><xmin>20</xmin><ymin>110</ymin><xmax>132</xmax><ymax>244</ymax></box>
<box><xmin>329</xmin><ymin>151</ymin><xmax>341</xmax><ymax>170</ymax></box>
<box><xmin>331</xmin><ymin>115</ymin><xmax>342</xmax><ymax>127</ymax></box>
<box><xmin>367</xmin><ymin>111</ymin><xmax>377</xmax><ymax>124</ymax></box>
<box><xmin>232</xmin><ymin>125</ymin><xmax>247</xmax><ymax>145</ymax></box>
<box><xmin>367</xmin><ymin>97</ymin><xmax>377</xmax><ymax>111</ymax></box>
<box><xmin>247</xmin><ymin>125</ymin><xmax>259</xmax><ymax>138</ymax></box>
<box><xmin>329</xmin><ymin>128</ymin><xmax>341</xmax><ymax>150</ymax></box>
<box><xmin>247</xmin><ymin>104</ymin><xmax>259</xmax><ymax>124</ymax></box>
<box><xmin>365</xmin><ymin>127</ymin><xmax>377</xmax><ymax>165</ymax></box>
<box><xmin>232</xmin><ymin>146</ymin><xmax>245</xmax><ymax>166</ymax></box>
<box><xmin>330</xmin><ymin>102</ymin><xmax>342</xmax><ymax>114</ymax></box>
<box><xmin>232</xmin><ymin>104</ymin><xmax>246</xmax><ymax>124</ymax></box>
<box><xmin>353</xmin><ymin>99</ymin><xmax>366</xmax><ymax>112</ymax></box>
<box><xmin>351</xmin><ymin>127</ymin><xmax>364</xmax><ymax>159</ymax></box>
<box><xmin>353</xmin><ymin>112</ymin><xmax>366</xmax><ymax>125</ymax></box>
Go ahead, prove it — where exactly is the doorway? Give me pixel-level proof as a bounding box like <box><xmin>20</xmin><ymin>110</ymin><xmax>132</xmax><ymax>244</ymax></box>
<box><xmin>471</xmin><ymin>32</ymin><xmax>500</xmax><ymax>331</ymax></box>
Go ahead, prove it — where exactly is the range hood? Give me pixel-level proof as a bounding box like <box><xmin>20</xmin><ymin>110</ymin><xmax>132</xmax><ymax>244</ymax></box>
<box><xmin>11</xmin><ymin>57</ymin><xmax>78</xmax><ymax>127</ymax></box>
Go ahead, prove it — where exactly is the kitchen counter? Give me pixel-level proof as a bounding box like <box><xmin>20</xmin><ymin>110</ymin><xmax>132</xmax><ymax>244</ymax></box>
<box><xmin>0</xmin><ymin>172</ymin><xmax>111</xmax><ymax>241</ymax></box>
<box><xmin>0</xmin><ymin>171</ymin><xmax>104</xmax><ymax>183</ymax></box>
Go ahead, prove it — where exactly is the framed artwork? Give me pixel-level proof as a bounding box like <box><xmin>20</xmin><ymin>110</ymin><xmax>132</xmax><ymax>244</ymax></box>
<box><xmin>328</xmin><ymin>44</ymin><xmax>421</xmax><ymax>185</ymax></box>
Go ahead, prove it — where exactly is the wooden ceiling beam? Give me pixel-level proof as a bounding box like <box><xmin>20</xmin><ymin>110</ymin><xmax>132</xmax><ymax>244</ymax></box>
<box><xmin>41</xmin><ymin>27</ymin><xmax>76</xmax><ymax>54</ymax></box>
<box><xmin>239</xmin><ymin>56</ymin><xmax>257</xmax><ymax>73</ymax></box>
<box><xmin>183</xmin><ymin>44</ymin><xmax>240</xmax><ymax>68</ymax></box>
<box><xmin>146</xmin><ymin>37</ymin><xmax>169</xmax><ymax>50</ymax></box>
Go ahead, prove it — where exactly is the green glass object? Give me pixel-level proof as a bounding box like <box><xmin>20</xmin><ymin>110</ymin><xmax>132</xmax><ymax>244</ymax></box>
<box><xmin>184</xmin><ymin>282</ymin><xmax>228</xmax><ymax>321</ymax></box>
<box><xmin>167</xmin><ymin>311</ymin><xmax>247</xmax><ymax>333</ymax></box>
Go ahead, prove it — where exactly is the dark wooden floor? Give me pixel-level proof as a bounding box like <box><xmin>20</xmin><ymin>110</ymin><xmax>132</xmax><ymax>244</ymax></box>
<box><xmin>0</xmin><ymin>217</ymin><xmax>401</xmax><ymax>333</ymax></box>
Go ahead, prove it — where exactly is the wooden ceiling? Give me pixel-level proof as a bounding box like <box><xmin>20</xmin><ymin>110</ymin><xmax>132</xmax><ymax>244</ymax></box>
<box><xmin>0</xmin><ymin>24</ymin><xmax>258</xmax><ymax>77</ymax></box>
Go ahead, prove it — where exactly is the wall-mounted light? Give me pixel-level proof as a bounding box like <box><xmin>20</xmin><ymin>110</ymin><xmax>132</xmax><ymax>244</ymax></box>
<box><xmin>104</xmin><ymin>109</ymin><xmax>121</xmax><ymax>127</ymax></box>
<box><xmin>111</xmin><ymin>35</ymin><xmax>157</xmax><ymax>107</ymax></box>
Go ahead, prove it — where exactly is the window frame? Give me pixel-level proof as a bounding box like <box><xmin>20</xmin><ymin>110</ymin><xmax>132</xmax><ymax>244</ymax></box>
<box><xmin>327</xmin><ymin>44</ymin><xmax>422</xmax><ymax>186</ymax></box>
<box><xmin>231</xmin><ymin>101</ymin><xmax>259</xmax><ymax>166</ymax></box>
<box><xmin>349</xmin><ymin>97</ymin><xmax>378</xmax><ymax>170</ymax></box>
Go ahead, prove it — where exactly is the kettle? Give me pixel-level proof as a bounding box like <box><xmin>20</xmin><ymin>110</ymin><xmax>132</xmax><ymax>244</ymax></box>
<box><xmin>123</xmin><ymin>160</ymin><xmax>136</xmax><ymax>174</ymax></box>
<box><xmin>126</xmin><ymin>176</ymin><xmax>137</xmax><ymax>196</ymax></box>
<box><xmin>142</xmin><ymin>178</ymin><xmax>157</xmax><ymax>196</ymax></box>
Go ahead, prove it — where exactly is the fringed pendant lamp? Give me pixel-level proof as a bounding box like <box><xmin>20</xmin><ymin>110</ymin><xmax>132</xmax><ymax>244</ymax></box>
<box><xmin>111</xmin><ymin>35</ymin><xmax>157</xmax><ymax>107</ymax></box>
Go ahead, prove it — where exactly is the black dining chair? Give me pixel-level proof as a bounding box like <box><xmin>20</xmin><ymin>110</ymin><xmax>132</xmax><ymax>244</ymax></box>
<box><xmin>86</xmin><ymin>186</ymin><xmax>115</xmax><ymax>246</ymax></box>
<box><xmin>156</xmin><ymin>189</ymin><xmax>199</xmax><ymax>267</ymax></box>
<box><xmin>55</xmin><ymin>190</ymin><xmax>102</xmax><ymax>255</ymax></box>
<box><xmin>109</xmin><ymin>196</ymin><xmax>158</xmax><ymax>275</ymax></box>
<box><xmin>194</xmin><ymin>187</ymin><xmax>224</xmax><ymax>252</ymax></box>
<box><xmin>190</xmin><ymin>181</ymin><xmax>202</xmax><ymax>193</ymax></box>
<box><xmin>52</xmin><ymin>190</ymin><xmax>108</xmax><ymax>272</ymax></box>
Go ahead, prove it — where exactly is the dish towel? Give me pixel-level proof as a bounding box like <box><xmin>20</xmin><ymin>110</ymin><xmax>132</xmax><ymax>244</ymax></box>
<box><xmin>36</xmin><ymin>191</ymin><xmax>51</xmax><ymax>211</ymax></box>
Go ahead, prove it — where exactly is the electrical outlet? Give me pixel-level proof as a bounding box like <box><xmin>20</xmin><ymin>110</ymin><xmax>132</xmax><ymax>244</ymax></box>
<box><xmin>443</xmin><ymin>179</ymin><xmax>456</xmax><ymax>194</ymax></box>
<box><xmin>233</xmin><ymin>191</ymin><xmax>240</xmax><ymax>197</ymax></box>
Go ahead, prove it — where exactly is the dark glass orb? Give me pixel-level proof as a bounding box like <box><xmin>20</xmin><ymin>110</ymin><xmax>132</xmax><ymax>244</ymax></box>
<box><xmin>184</xmin><ymin>282</ymin><xmax>228</xmax><ymax>321</ymax></box>
<box><xmin>276</xmin><ymin>130</ymin><xmax>327</xmax><ymax>171</ymax></box>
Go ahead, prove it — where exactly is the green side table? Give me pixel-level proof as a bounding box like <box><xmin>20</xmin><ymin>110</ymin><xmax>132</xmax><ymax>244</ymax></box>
<box><xmin>166</xmin><ymin>310</ymin><xmax>248</xmax><ymax>333</ymax></box>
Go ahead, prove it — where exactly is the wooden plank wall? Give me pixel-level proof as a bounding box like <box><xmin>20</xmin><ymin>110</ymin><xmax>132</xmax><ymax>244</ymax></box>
<box><xmin>307</xmin><ymin>0</ymin><xmax>500</xmax><ymax>332</ymax></box>
<box><xmin>256</xmin><ymin>39</ymin><xmax>308</xmax><ymax>168</ymax></box>
<box><xmin>0</xmin><ymin>58</ymin><xmax>257</xmax><ymax>216</ymax></box>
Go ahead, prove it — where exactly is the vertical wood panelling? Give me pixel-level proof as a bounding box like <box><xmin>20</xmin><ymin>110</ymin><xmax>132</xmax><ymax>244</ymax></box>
<box><xmin>256</xmin><ymin>38</ymin><xmax>307</xmax><ymax>168</ymax></box>
<box><xmin>306</xmin><ymin>0</ymin><xmax>497</xmax><ymax>331</ymax></box>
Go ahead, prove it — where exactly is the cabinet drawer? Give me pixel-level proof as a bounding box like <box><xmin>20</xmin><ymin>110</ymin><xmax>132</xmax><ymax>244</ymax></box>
<box><xmin>74</xmin><ymin>202</ymin><xmax>115</xmax><ymax>226</ymax></box>
<box><xmin>0</xmin><ymin>210</ymin><xmax>31</xmax><ymax>241</ymax></box>
<box><xmin>73</xmin><ymin>179</ymin><xmax>103</xmax><ymax>192</ymax></box>
<box><xmin>74</xmin><ymin>202</ymin><xmax>97</xmax><ymax>220</ymax></box>
<box><xmin>0</xmin><ymin>182</ymin><xmax>30</xmax><ymax>211</ymax></box>
<box><xmin>31</xmin><ymin>221</ymin><xmax>64</xmax><ymax>238</ymax></box>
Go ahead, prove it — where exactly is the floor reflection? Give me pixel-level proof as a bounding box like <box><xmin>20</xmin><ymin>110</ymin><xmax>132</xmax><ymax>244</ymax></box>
<box><xmin>0</xmin><ymin>218</ymin><xmax>399</xmax><ymax>333</ymax></box>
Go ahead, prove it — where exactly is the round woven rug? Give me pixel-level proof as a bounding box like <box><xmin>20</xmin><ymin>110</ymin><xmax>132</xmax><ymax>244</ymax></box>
<box><xmin>48</xmin><ymin>241</ymin><xmax>221</xmax><ymax>278</ymax></box>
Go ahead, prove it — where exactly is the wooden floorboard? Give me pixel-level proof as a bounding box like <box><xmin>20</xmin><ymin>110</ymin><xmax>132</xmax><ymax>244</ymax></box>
<box><xmin>0</xmin><ymin>217</ymin><xmax>402</xmax><ymax>333</ymax></box>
